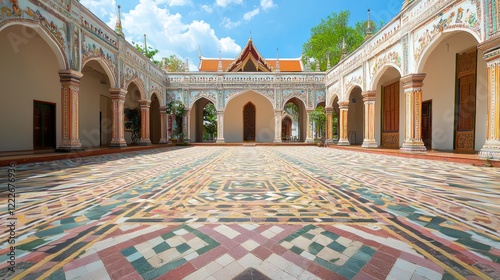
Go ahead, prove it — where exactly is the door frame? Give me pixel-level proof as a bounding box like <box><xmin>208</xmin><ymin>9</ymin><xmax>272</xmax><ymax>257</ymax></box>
<box><xmin>33</xmin><ymin>100</ymin><xmax>56</xmax><ymax>150</ymax></box>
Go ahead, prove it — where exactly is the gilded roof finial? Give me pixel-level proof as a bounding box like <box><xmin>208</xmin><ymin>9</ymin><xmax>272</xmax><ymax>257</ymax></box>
<box><xmin>115</xmin><ymin>5</ymin><xmax>124</xmax><ymax>37</ymax></box>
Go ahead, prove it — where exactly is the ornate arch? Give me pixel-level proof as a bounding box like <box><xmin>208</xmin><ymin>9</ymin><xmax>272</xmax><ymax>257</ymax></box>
<box><xmin>189</xmin><ymin>92</ymin><xmax>216</xmax><ymax>110</ymax></box>
<box><xmin>149</xmin><ymin>91</ymin><xmax>164</xmax><ymax>106</ymax></box>
<box><xmin>370</xmin><ymin>64</ymin><xmax>403</xmax><ymax>90</ymax></box>
<box><xmin>282</xmin><ymin>92</ymin><xmax>307</xmax><ymax>111</ymax></box>
<box><xmin>345</xmin><ymin>84</ymin><xmax>364</xmax><ymax>101</ymax></box>
<box><xmin>415</xmin><ymin>28</ymin><xmax>481</xmax><ymax>73</ymax></box>
<box><xmin>226</xmin><ymin>90</ymin><xmax>274</xmax><ymax>109</ymax></box>
<box><xmin>0</xmin><ymin>20</ymin><xmax>67</xmax><ymax>69</ymax></box>
<box><xmin>82</xmin><ymin>58</ymin><xmax>117</xmax><ymax>88</ymax></box>
<box><xmin>125</xmin><ymin>76</ymin><xmax>146</xmax><ymax>100</ymax></box>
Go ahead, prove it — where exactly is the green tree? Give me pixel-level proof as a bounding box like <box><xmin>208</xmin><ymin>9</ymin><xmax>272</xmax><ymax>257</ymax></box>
<box><xmin>124</xmin><ymin>108</ymin><xmax>140</xmax><ymax>144</ymax></box>
<box><xmin>284</xmin><ymin>102</ymin><xmax>299</xmax><ymax>121</ymax></box>
<box><xmin>302</xmin><ymin>11</ymin><xmax>379</xmax><ymax>71</ymax></box>
<box><xmin>203</xmin><ymin>103</ymin><xmax>217</xmax><ymax>141</ymax></box>
<box><xmin>162</xmin><ymin>54</ymin><xmax>186</xmax><ymax>72</ymax></box>
<box><xmin>132</xmin><ymin>41</ymin><xmax>160</xmax><ymax>65</ymax></box>
<box><xmin>166</xmin><ymin>100</ymin><xmax>185</xmax><ymax>140</ymax></box>
<box><xmin>310</xmin><ymin>106</ymin><xmax>326</xmax><ymax>139</ymax></box>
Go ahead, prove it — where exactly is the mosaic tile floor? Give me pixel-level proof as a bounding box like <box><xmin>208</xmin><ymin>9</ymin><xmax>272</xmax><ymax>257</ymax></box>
<box><xmin>0</xmin><ymin>146</ymin><xmax>499</xmax><ymax>279</ymax></box>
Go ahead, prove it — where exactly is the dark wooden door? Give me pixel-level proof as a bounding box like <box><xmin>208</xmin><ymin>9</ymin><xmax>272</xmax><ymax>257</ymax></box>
<box><xmin>381</xmin><ymin>81</ymin><xmax>399</xmax><ymax>148</ymax></box>
<box><xmin>455</xmin><ymin>50</ymin><xmax>476</xmax><ymax>152</ymax></box>
<box><xmin>422</xmin><ymin>100</ymin><xmax>432</xmax><ymax>149</ymax></box>
<box><xmin>243</xmin><ymin>102</ymin><xmax>256</xmax><ymax>141</ymax></box>
<box><xmin>33</xmin><ymin>101</ymin><xmax>56</xmax><ymax>150</ymax></box>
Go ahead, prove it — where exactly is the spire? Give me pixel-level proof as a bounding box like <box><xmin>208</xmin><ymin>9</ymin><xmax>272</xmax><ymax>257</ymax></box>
<box><xmin>185</xmin><ymin>58</ymin><xmax>189</xmax><ymax>72</ymax></box>
<box><xmin>115</xmin><ymin>5</ymin><xmax>124</xmax><ymax>37</ymax></box>
<box><xmin>316</xmin><ymin>59</ymin><xmax>320</xmax><ymax>72</ymax></box>
<box><xmin>143</xmin><ymin>34</ymin><xmax>147</xmax><ymax>55</ymax></box>
<box><xmin>198</xmin><ymin>46</ymin><xmax>202</xmax><ymax>59</ymax></box>
<box><xmin>341</xmin><ymin>37</ymin><xmax>347</xmax><ymax>59</ymax></box>
<box><xmin>275</xmin><ymin>48</ymin><xmax>280</xmax><ymax>72</ymax></box>
<box><xmin>365</xmin><ymin>9</ymin><xmax>373</xmax><ymax>39</ymax></box>
<box><xmin>217</xmin><ymin>50</ymin><xmax>223</xmax><ymax>72</ymax></box>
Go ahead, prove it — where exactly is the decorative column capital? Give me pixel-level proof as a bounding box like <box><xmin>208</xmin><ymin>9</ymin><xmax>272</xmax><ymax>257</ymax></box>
<box><xmin>325</xmin><ymin>107</ymin><xmax>334</xmax><ymax>114</ymax></box>
<box><xmin>160</xmin><ymin>106</ymin><xmax>167</xmax><ymax>112</ymax></box>
<box><xmin>110</xmin><ymin>88</ymin><xmax>127</xmax><ymax>99</ymax></box>
<box><xmin>139</xmin><ymin>99</ymin><xmax>151</xmax><ymax>107</ymax></box>
<box><xmin>401</xmin><ymin>73</ymin><xmax>426</xmax><ymax>90</ymax></box>
<box><xmin>338</xmin><ymin>100</ymin><xmax>349</xmax><ymax>109</ymax></box>
<box><xmin>362</xmin><ymin>90</ymin><xmax>376</xmax><ymax>101</ymax></box>
<box><xmin>58</xmin><ymin>70</ymin><xmax>83</xmax><ymax>82</ymax></box>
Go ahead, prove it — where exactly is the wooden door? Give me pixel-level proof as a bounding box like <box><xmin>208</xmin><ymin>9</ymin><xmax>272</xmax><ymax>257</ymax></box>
<box><xmin>381</xmin><ymin>81</ymin><xmax>399</xmax><ymax>148</ymax></box>
<box><xmin>455</xmin><ymin>50</ymin><xmax>476</xmax><ymax>152</ymax></box>
<box><xmin>422</xmin><ymin>100</ymin><xmax>432</xmax><ymax>149</ymax></box>
<box><xmin>33</xmin><ymin>101</ymin><xmax>56</xmax><ymax>150</ymax></box>
<box><xmin>243</xmin><ymin>102</ymin><xmax>256</xmax><ymax>141</ymax></box>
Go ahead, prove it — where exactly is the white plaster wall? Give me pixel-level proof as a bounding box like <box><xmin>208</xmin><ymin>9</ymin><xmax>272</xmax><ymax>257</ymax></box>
<box><xmin>80</xmin><ymin>68</ymin><xmax>111</xmax><ymax>148</ymax></box>
<box><xmin>348</xmin><ymin>88</ymin><xmax>364</xmax><ymax>144</ymax></box>
<box><xmin>422</xmin><ymin>32</ymin><xmax>485</xmax><ymax>151</ymax></box>
<box><xmin>224</xmin><ymin>91</ymin><xmax>274</xmax><ymax>142</ymax></box>
<box><xmin>0</xmin><ymin>25</ymin><xmax>61</xmax><ymax>152</ymax></box>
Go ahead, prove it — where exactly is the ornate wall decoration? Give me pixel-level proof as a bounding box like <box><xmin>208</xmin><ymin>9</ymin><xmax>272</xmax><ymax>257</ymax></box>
<box><xmin>70</xmin><ymin>23</ymin><xmax>80</xmax><ymax>71</ymax></box>
<box><xmin>282</xmin><ymin>90</ymin><xmax>307</xmax><ymax>109</ymax></box>
<box><xmin>344</xmin><ymin>75</ymin><xmax>363</xmax><ymax>94</ymax></box>
<box><xmin>82</xmin><ymin>35</ymin><xmax>117</xmax><ymax>81</ymax></box>
<box><xmin>80</xmin><ymin>11</ymin><xmax>118</xmax><ymax>49</ymax></box>
<box><xmin>189</xmin><ymin>91</ymin><xmax>216</xmax><ymax>109</ymax></box>
<box><xmin>372</xmin><ymin>51</ymin><xmax>402</xmax><ymax>77</ymax></box>
<box><xmin>413</xmin><ymin>2</ymin><xmax>481</xmax><ymax>65</ymax></box>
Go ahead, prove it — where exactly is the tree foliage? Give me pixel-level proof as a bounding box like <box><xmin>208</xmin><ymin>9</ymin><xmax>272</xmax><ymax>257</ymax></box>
<box><xmin>284</xmin><ymin>102</ymin><xmax>299</xmax><ymax>121</ymax></box>
<box><xmin>310</xmin><ymin>106</ymin><xmax>326</xmax><ymax>139</ymax></box>
<box><xmin>302</xmin><ymin>10</ymin><xmax>379</xmax><ymax>71</ymax></box>
<box><xmin>166</xmin><ymin>100</ymin><xmax>185</xmax><ymax>139</ymax></box>
<box><xmin>162</xmin><ymin>54</ymin><xmax>186</xmax><ymax>72</ymax></box>
<box><xmin>124</xmin><ymin>108</ymin><xmax>141</xmax><ymax>144</ymax></box>
<box><xmin>132</xmin><ymin>41</ymin><xmax>160</xmax><ymax>65</ymax></box>
<box><xmin>203</xmin><ymin>103</ymin><xmax>217</xmax><ymax>140</ymax></box>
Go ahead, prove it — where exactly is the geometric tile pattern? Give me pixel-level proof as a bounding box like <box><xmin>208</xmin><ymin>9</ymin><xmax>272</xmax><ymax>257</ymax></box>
<box><xmin>0</xmin><ymin>146</ymin><xmax>499</xmax><ymax>279</ymax></box>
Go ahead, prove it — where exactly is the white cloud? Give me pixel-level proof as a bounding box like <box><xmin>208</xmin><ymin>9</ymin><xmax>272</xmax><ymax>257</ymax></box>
<box><xmin>79</xmin><ymin>0</ymin><xmax>116</xmax><ymax>19</ymax></box>
<box><xmin>243</xmin><ymin>8</ymin><xmax>259</xmax><ymax>21</ymax></box>
<box><xmin>222</xmin><ymin>17</ymin><xmax>241</xmax><ymax>29</ymax></box>
<box><xmin>220</xmin><ymin>37</ymin><xmax>241</xmax><ymax>54</ymax></box>
<box><xmin>105</xmin><ymin>0</ymin><xmax>241</xmax><ymax>70</ymax></box>
<box><xmin>215</xmin><ymin>0</ymin><xmax>243</xmax><ymax>8</ymax></box>
<box><xmin>201</xmin><ymin>5</ymin><xmax>213</xmax><ymax>13</ymax></box>
<box><xmin>260</xmin><ymin>0</ymin><xmax>276</xmax><ymax>11</ymax></box>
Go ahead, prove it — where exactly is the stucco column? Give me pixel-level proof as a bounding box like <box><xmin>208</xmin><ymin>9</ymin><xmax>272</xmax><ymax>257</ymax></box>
<box><xmin>216</xmin><ymin>111</ymin><xmax>225</xmax><ymax>143</ymax></box>
<box><xmin>159</xmin><ymin>106</ymin><xmax>168</xmax><ymax>144</ymax></box>
<box><xmin>57</xmin><ymin>70</ymin><xmax>83</xmax><ymax>152</ymax></box>
<box><xmin>400</xmin><ymin>73</ymin><xmax>427</xmax><ymax>152</ymax></box>
<box><xmin>274</xmin><ymin>110</ymin><xmax>282</xmax><ymax>143</ymax></box>
<box><xmin>337</xmin><ymin>101</ymin><xmax>350</xmax><ymax>146</ymax></box>
<box><xmin>361</xmin><ymin>90</ymin><xmax>378</xmax><ymax>148</ymax></box>
<box><xmin>305</xmin><ymin>110</ymin><xmax>314</xmax><ymax>143</ymax></box>
<box><xmin>109</xmin><ymin>88</ymin><xmax>127</xmax><ymax>148</ymax></box>
<box><xmin>479</xmin><ymin>55</ymin><xmax>500</xmax><ymax>160</ymax></box>
<box><xmin>183</xmin><ymin>110</ymin><xmax>190</xmax><ymax>142</ymax></box>
<box><xmin>138</xmin><ymin>100</ymin><xmax>152</xmax><ymax>146</ymax></box>
<box><xmin>325</xmin><ymin>107</ymin><xmax>334</xmax><ymax>144</ymax></box>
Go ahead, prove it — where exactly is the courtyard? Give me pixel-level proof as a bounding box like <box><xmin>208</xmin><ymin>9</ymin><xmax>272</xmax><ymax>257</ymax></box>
<box><xmin>0</xmin><ymin>146</ymin><xmax>499</xmax><ymax>279</ymax></box>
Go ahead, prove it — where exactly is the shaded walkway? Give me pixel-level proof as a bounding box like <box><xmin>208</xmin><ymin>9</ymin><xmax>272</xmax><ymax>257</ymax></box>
<box><xmin>0</xmin><ymin>146</ymin><xmax>498</xmax><ymax>279</ymax></box>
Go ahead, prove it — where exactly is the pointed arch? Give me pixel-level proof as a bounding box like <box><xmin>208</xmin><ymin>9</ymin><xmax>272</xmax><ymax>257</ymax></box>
<box><xmin>125</xmin><ymin>77</ymin><xmax>146</xmax><ymax>100</ymax></box>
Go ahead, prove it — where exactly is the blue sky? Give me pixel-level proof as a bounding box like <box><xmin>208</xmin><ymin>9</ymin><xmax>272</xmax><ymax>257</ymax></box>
<box><xmin>80</xmin><ymin>0</ymin><xmax>403</xmax><ymax>70</ymax></box>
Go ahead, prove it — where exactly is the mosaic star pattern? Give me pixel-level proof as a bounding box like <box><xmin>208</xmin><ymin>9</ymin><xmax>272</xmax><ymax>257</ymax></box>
<box><xmin>0</xmin><ymin>146</ymin><xmax>499</xmax><ymax>279</ymax></box>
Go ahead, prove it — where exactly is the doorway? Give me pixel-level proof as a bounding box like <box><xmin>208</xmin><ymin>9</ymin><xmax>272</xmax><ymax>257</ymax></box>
<box><xmin>33</xmin><ymin>101</ymin><xmax>56</xmax><ymax>150</ymax></box>
<box><xmin>422</xmin><ymin>100</ymin><xmax>432</xmax><ymax>149</ymax></box>
<box><xmin>455</xmin><ymin>50</ymin><xmax>476</xmax><ymax>152</ymax></box>
<box><xmin>243</xmin><ymin>102</ymin><xmax>256</xmax><ymax>141</ymax></box>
